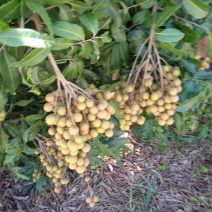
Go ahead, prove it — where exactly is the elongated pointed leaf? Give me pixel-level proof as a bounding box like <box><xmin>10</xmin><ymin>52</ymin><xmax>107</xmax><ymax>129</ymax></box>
<box><xmin>0</xmin><ymin>51</ymin><xmax>21</xmax><ymax>93</ymax></box>
<box><xmin>132</xmin><ymin>11</ymin><xmax>147</xmax><ymax>25</ymax></box>
<box><xmin>38</xmin><ymin>0</ymin><xmax>69</xmax><ymax>6</ymax></box>
<box><xmin>0</xmin><ymin>126</ymin><xmax>8</xmax><ymax>164</ymax></box>
<box><xmin>111</xmin><ymin>23</ymin><xmax>126</xmax><ymax>43</ymax></box>
<box><xmin>0</xmin><ymin>90</ymin><xmax>7</xmax><ymax>112</ymax></box>
<box><xmin>156</xmin><ymin>28</ymin><xmax>185</xmax><ymax>43</ymax></box>
<box><xmin>52</xmin><ymin>21</ymin><xmax>85</xmax><ymax>41</ymax></box>
<box><xmin>0</xmin><ymin>28</ymin><xmax>54</xmax><ymax>48</ymax></box>
<box><xmin>207</xmin><ymin>32</ymin><xmax>212</xmax><ymax>57</ymax></box>
<box><xmin>0</xmin><ymin>0</ymin><xmax>21</xmax><ymax>21</ymax></box>
<box><xmin>183</xmin><ymin>0</ymin><xmax>209</xmax><ymax>19</ymax></box>
<box><xmin>26</xmin><ymin>0</ymin><xmax>53</xmax><ymax>35</ymax></box>
<box><xmin>160</xmin><ymin>42</ymin><xmax>184</xmax><ymax>56</ymax></box>
<box><xmin>155</xmin><ymin>5</ymin><xmax>181</xmax><ymax>28</ymax></box>
<box><xmin>136</xmin><ymin>0</ymin><xmax>154</xmax><ymax>9</ymax></box>
<box><xmin>13</xmin><ymin>48</ymin><xmax>51</xmax><ymax>67</ymax></box>
<box><xmin>0</xmin><ymin>20</ymin><xmax>9</xmax><ymax>32</ymax></box>
<box><xmin>79</xmin><ymin>13</ymin><xmax>98</xmax><ymax>36</ymax></box>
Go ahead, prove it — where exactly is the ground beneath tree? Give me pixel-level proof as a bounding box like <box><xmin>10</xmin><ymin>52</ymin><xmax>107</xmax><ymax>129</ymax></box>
<box><xmin>0</xmin><ymin>136</ymin><xmax>211</xmax><ymax>212</ymax></box>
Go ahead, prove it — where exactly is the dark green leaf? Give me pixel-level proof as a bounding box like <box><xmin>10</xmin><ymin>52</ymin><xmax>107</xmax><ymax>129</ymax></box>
<box><xmin>183</xmin><ymin>0</ymin><xmax>209</xmax><ymax>19</ymax></box>
<box><xmin>193</xmin><ymin>70</ymin><xmax>212</xmax><ymax>79</ymax></box>
<box><xmin>132</xmin><ymin>11</ymin><xmax>147</xmax><ymax>25</ymax></box>
<box><xmin>52</xmin><ymin>38</ymin><xmax>72</xmax><ymax>50</ymax></box>
<box><xmin>79</xmin><ymin>42</ymin><xmax>93</xmax><ymax>58</ymax></box>
<box><xmin>0</xmin><ymin>126</ymin><xmax>8</xmax><ymax>164</ymax></box>
<box><xmin>0</xmin><ymin>51</ymin><xmax>21</xmax><ymax>93</ymax></box>
<box><xmin>118</xmin><ymin>42</ymin><xmax>129</xmax><ymax>66</ymax></box>
<box><xmin>108</xmin><ymin>99</ymin><xmax>122</xmax><ymax>119</ymax></box>
<box><xmin>25</xmin><ymin>114</ymin><xmax>43</xmax><ymax>122</ymax></box>
<box><xmin>52</xmin><ymin>21</ymin><xmax>85</xmax><ymax>41</ymax></box>
<box><xmin>207</xmin><ymin>32</ymin><xmax>212</xmax><ymax>57</ymax></box>
<box><xmin>13</xmin><ymin>48</ymin><xmax>50</xmax><ymax>67</ymax></box>
<box><xmin>0</xmin><ymin>87</ymin><xmax>7</xmax><ymax>112</ymax></box>
<box><xmin>181</xmin><ymin>25</ymin><xmax>199</xmax><ymax>43</ymax></box>
<box><xmin>0</xmin><ymin>28</ymin><xmax>54</xmax><ymax>48</ymax></box>
<box><xmin>160</xmin><ymin>42</ymin><xmax>184</xmax><ymax>56</ymax></box>
<box><xmin>26</xmin><ymin>0</ymin><xmax>53</xmax><ymax>35</ymax></box>
<box><xmin>156</xmin><ymin>28</ymin><xmax>185</xmax><ymax>42</ymax></box>
<box><xmin>155</xmin><ymin>5</ymin><xmax>181</xmax><ymax>28</ymax></box>
<box><xmin>70</xmin><ymin>1</ymin><xmax>93</xmax><ymax>14</ymax></box>
<box><xmin>111</xmin><ymin>44</ymin><xmax>121</xmax><ymax>69</ymax></box>
<box><xmin>111</xmin><ymin>23</ymin><xmax>126</xmax><ymax>43</ymax></box>
<box><xmin>14</xmin><ymin>99</ymin><xmax>34</xmax><ymax>106</ymax></box>
<box><xmin>79</xmin><ymin>13</ymin><xmax>99</xmax><ymax>36</ymax></box>
<box><xmin>0</xmin><ymin>0</ymin><xmax>21</xmax><ymax>21</ymax></box>
<box><xmin>179</xmin><ymin>58</ymin><xmax>197</xmax><ymax>73</ymax></box>
<box><xmin>38</xmin><ymin>0</ymin><xmax>69</xmax><ymax>6</ymax></box>
<box><xmin>136</xmin><ymin>0</ymin><xmax>154</xmax><ymax>9</ymax></box>
<box><xmin>3</xmin><ymin>122</ymin><xmax>21</xmax><ymax>138</ymax></box>
<box><xmin>59</xmin><ymin>5</ymin><xmax>73</xmax><ymax>21</ymax></box>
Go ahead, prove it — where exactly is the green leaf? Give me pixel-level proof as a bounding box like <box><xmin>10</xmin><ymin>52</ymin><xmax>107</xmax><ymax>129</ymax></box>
<box><xmin>79</xmin><ymin>42</ymin><xmax>93</xmax><ymax>58</ymax></box>
<box><xmin>38</xmin><ymin>0</ymin><xmax>69</xmax><ymax>6</ymax></box>
<box><xmin>136</xmin><ymin>0</ymin><xmax>154</xmax><ymax>9</ymax></box>
<box><xmin>155</xmin><ymin>5</ymin><xmax>181</xmax><ymax>28</ymax></box>
<box><xmin>111</xmin><ymin>44</ymin><xmax>121</xmax><ymax>69</ymax></box>
<box><xmin>0</xmin><ymin>126</ymin><xmax>8</xmax><ymax>164</ymax></box>
<box><xmin>118</xmin><ymin>42</ymin><xmax>129</xmax><ymax>66</ymax></box>
<box><xmin>52</xmin><ymin>38</ymin><xmax>72</xmax><ymax>50</ymax></box>
<box><xmin>52</xmin><ymin>21</ymin><xmax>85</xmax><ymax>41</ymax></box>
<box><xmin>14</xmin><ymin>99</ymin><xmax>34</xmax><ymax>106</ymax></box>
<box><xmin>59</xmin><ymin>5</ymin><xmax>73</xmax><ymax>21</ymax></box>
<box><xmin>13</xmin><ymin>48</ymin><xmax>50</xmax><ymax>67</ymax></box>
<box><xmin>24</xmin><ymin>120</ymin><xmax>43</xmax><ymax>141</ymax></box>
<box><xmin>79</xmin><ymin>13</ymin><xmax>98</xmax><ymax>36</ymax></box>
<box><xmin>193</xmin><ymin>70</ymin><xmax>212</xmax><ymax>79</ymax></box>
<box><xmin>0</xmin><ymin>86</ymin><xmax>7</xmax><ymax>112</ymax></box>
<box><xmin>0</xmin><ymin>20</ymin><xmax>10</xmax><ymax>32</ymax></box>
<box><xmin>207</xmin><ymin>32</ymin><xmax>212</xmax><ymax>57</ymax></box>
<box><xmin>0</xmin><ymin>51</ymin><xmax>21</xmax><ymax>93</ymax></box>
<box><xmin>181</xmin><ymin>25</ymin><xmax>199</xmax><ymax>43</ymax></box>
<box><xmin>156</xmin><ymin>28</ymin><xmax>185</xmax><ymax>43</ymax></box>
<box><xmin>25</xmin><ymin>114</ymin><xmax>43</xmax><ymax>122</ymax></box>
<box><xmin>177</xmin><ymin>94</ymin><xmax>201</xmax><ymax>112</ymax></box>
<box><xmin>70</xmin><ymin>1</ymin><xmax>93</xmax><ymax>14</ymax></box>
<box><xmin>63</xmin><ymin>60</ymin><xmax>84</xmax><ymax>80</ymax></box>
<box><xmin>183</xmin><ymin>0</ymin><xmax>209</xmax><ymax>19</ymax></box>
<box><xmin>108</xmin><ymin>99</ymin><xmax>122</xmax><ymax>119</ymax></box>
<box><xmin>0</xmin><ymin>28</ymin><xmax>54</xmax><ymax>48</ymax></box>
<box><xmin>160</xmin><ymin>42</ymin><xmax>184</xmax><ymax>56</ymax></box>
<box><xmin>0</xmin><ymin>0</ymin><xmax>21</xmax><ymax>21</ymax></box>
<box><xmin>111</xmin><ymin>22</ymin><xmax>126</xmax><ymax>43</ymax></box>
<box><xmin>26</xmin><ymin>0</ymin><xmax>53</xmax><ymax>35</ymax></box>
<box><xmin>132</xmin><ymin>11</ymin><xmax>147</xmax><ymax>25</ymax></box>
<box><xmin>3</xmin><ymin>122</ymin><xmax>21</xmax><ymax>138</ymax></box>
<box><xmin>179</xmin><ymin>58</ymin><xmax>197</xmax><ymax>73</ymax></box>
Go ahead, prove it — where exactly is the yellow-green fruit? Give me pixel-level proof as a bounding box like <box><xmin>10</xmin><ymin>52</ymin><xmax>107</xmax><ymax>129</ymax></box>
<box><xmin>82</xmin><ymin>144</ymin><xmax>91</xmax><ymax>153</ymax></box>
<box><xmin>131</xmin><ymin>115</ymin><xmax>138</xmax><ymax>123</ymax></box>
<box><xmin>122</xmin><ymin>94</ymin><xmax>129</xmax><ymax>101</ymax></box>
<box><xmin>57</xmin><ymin>126</ymin><xmax>65</xmax><ymax>134</ymax></box>
<box><xmin>89</xmin><ymin>106</ymin><xmax>98</xmax><ymax>115</ymax></box>
<box><xmin>160</xmin><ymin>113</ymin><xmax>169</xmax><ymax>121</ymax></box>
<box><xmin>151</xmin><ymin>92</ymin><xmax>159</xmax><ymax>101</ymax></box>
<box><xmin>103</xmin><ymin>91</ymin><xmax>112</xmax><ymax>100</ymax></box>
<box><xmin>58</xmin><ymin>117</ymin><xmax>67</xmax><ymax>127</ymax></box>
<box><xmin>79</xmin><ymin>151</ymin><xmax>87</xmax><ymax>158</ymax></box>
<box><xmin>167</xmin><ymin>109</ymin><xmax>175</xmax><ymax>116</ymax></box>
<box><xmin>158</xmin><ymin>119</ymin><xmax>166</xmax><ymax>126</ymax></box>
<box><xmin>54</xmin><ymin>187</ymin><xmax>61</xmax><ymax>194</ymax></box>
<box><xmin>124</xmin><ymin>114</ymin><xmax>131</xmax><ymax>121</ymax></box>
<box><xmin>115</xmin><ymin>94</ymin><xmax>122</xmax><ymax>102</ymax></box>
<box><xmin>80</xmin><ymin>122</ymin><xmax>89</xmax><ymax>131</ymax></box>
<box><xmin>45</xmin><ymin>114</ymin><xmax>55</xmax><ymax>125</ymax></box>
<box><xmin>137</xmin><ymin>116</ymin><xmax>145</xmax><ymax>125</ymax></box>
<box><xmin>59</xmin><ymin>139</ymin><xmax>68</xmax><ymax>149</ymax></box>
<box><xmin>132</xmin><ymin>103</ymin><xmax>140</xmax><ymax>111</ymax></box>
<box><xmin>172</xmin><ymin>68</ymin><xmax>180</xmax><ymax>77</ymax></box>
<box><xmin>77</xmin><ymin>158</ymin><xmax>84</xmax><ymax>166</ymax></box>
<box><xmin>157</xmin><ymin>99</ymin><xmax>164</xmax><ymax>106</ymax></box>
<box><xmin>69</xmin><ymin>156</ymin><xmax>78</xmax><ymax>164</ymax></box>
<box><xmin>63</xmin><ymin>130</ymin><xmax>71</xmax><ymax>140</ymax></box>
<box><xmin>101</xmin><ymin>120</ymin><xmax>110</xmax><ymax>129</ymax></box>
<box><xmin>68</xmin><ymin>141</ymin><xmax>78</xmax><ymax>151</ymax></box>
<box><xmin>97</xmin><ymin>102</ymin><xmax>107</xmax><ymax>111</ymax></box>
<box><xmin>77</xmin><ymin>102</ymin><xmax>86</xmax><ymax>111</ymax></box>
<box><xmin>77</xmin><ymin>142</ymin><xmax>85</xmax><ymax>149</ymax></box>
<box><xmin>78</xmin><ymin>95</ymin><xmax>86</xmax><ymax>103</ymax></box>
<box><xmin>149</xmin><ymin>105</ymin><xmax>158</xmax><ymax>113</ymax></box>
<box><xmin>165</xmin><ymin>104</ymin><xmax>172</xmax><ymax>110</ymax></box>
<box><xmin>86</xmin><ymin>99</ymin><xmax>94</xmax><ymax>108</ymax></box>
<box><xmin>73</xmin><ymin>113</ymin><xmax>83</xmax><ymax>123</ymax></box>
<box><xmin>96</xmin><ymin>127</ymin><xmax>105</xmax><ymax>134</ymax></box>
<box><xmin>140</xmin><ymin>101</ymin><xmax>147</xmax><ymax>107</ymax></box>
<box><xmin>85</xmin><ymin>176</ymin><xmax>90</xmax><ymax>182</ymax></box>
<box><xmin>164</xmin><ymin>96</ymin><xmax>171</xmax><ymax>104</ymax></box>
<box><xmin>92</xmin><ymin>119</ymin><xmax>101</xmax><ymax>128</ymax></box>
<box><xmin>76</xmin><ymin>165</ymin><xmax>86</xmax><ymax>174</ymax></box>
<box><xmin>61</xmin><ymin>178</ymin><xmax>69</xmax><ymax>185</ymax></box>
<box><xmin>61</xmin><ymin>148</ymin><xmax>70</xmax><ymax>155</ymax></box>
<box><xmin>173</xmin><ymin>79</ymin><xmax>182</xmax><ymax>87</ymax></box>
<box><xmin>89</xmin><ymin>202</ymin><xmax>95</xmax><ymax>207</ymax></box>
<box><xmin>87</xmin><ymin>113</ymin><xmax>96</xmax><ymax>121</ymax></box>
<box><xmin>170</xmin><ymin>95</ymin><xmax>179</xmax><ymax>103</ymax></box>
<box><xmin>70</xmin><ymin>150</ymin><xmax>79</xmax><ymax>156</ymax></box>
<box><xmin>96</xmin><ymin>92</ymin><xmax>103</xmax><ymax>100</ymax></box>
<box><xmin>109</xmin><ymin>122</ymin><xmax>115</xmax><ymax>129</ymax></box>
<box><xmin>43</xmin><ymin>103</ymin><xmax>54</xmax><ymax>112</ymax></box>
<box><xmin>69</xmin><ymin>125</ymin><xmax>79</xmax><ymax>136</ymax></box>
<box><xmin>126</xmin><ymin>85</ymin><xmax>134</xmax><ymax>93</ymax></box>
<box><xmin>86</xmin><ymin>197</ymin><xmax>92</xmax><ymax>204</ymax></box>
<box><xmin>105</xmin><ymin>129</ymin><xmax>114</xmax><ymax>137</ymax></box>
<box><xmin>69</xmin><ymin>163</ymin><xmax>77</xmax><ymax>170</ymax></box>
<box><xmin>66</xmin><ymin>120</ymin><xmax>72</xmax><ymax>127</ymax></box>
<box><xmin>166</xmin><ymin>117</ymin><xmax>174</xmax><ymax>125</ymax></box>
<box><xmin>45</xmin><ymin>93</ymin><xmax>55</xmax><ymax>103</ymax></box>
<box><xmin>97</xmin><ymin>111</ymin><xmax>108</xmax><ymax>119</ymax></box>
<box><xmin>107</xmin><ymin>105</ymin><xmax>115</xmax><ymax>114</ymax></box>
<box><xmin>169</xmin><ymin>88</ymin><xmax>178</xmax><ymax>96</ymax></box>
<box><xmin>93</xmin><ymin>196</ymin><xmax>99</xmax><ymax>203</ymax></box>
<box><xmin>89</xmin><ymin>129</ymin><xmax>98</xmax><ymax>138</ymax></box>
<box><xmin>57</xmin><ymin>106</ymin><xmax>66</xmax><ymax>116</ymax></box>
<box><xmin>48</xmin><ymin>127</ymin><xmax>56</xmax><ymax>135</ymax></box>
<box><xmin>142</xmin><ymin>92</ymin><xmax>150</xmax><ymax>100</ymax></box>
<box><xmin>75</xmin><ymin>136</ymin><xmax>85</xmax><ymax>144</ymax></box>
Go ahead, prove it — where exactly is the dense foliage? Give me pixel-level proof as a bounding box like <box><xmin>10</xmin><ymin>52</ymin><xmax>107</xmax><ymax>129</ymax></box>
<box><xmin>0</xmin><ymin>0</ymin><xmax>212</xmax><ymax>197</ymax></box>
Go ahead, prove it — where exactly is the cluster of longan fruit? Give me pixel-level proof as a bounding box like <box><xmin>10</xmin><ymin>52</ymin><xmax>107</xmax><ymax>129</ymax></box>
<box><xmin>32</xmin><ymin>168</ymin><xmax>41</xmax><ymax>182</ymax></box>
<box><xmin>194</xmin><ymin>55</ymin><xmax>211</xmax><ymax>70</ymax></box>
<box><xmin>0</xmin><ymin>109</ymin><xmax>6</xmax><ymax>122</ymax></box>
<box><xmin>86</xmin><ymin>195</ymin><xmax>99</xmax><ymax>207</ymax></box>
<box><xmin>115</xmin><ymin>84</ymin><xmax>146</xmax><ymax>130</ymax></box>
<box><xmin>115</xmin><ymin>65</ymin><xmax>182</xmax><ymax>127</ymax></box>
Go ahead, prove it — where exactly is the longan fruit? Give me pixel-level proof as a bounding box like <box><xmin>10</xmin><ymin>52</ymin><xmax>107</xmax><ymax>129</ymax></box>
<box><xmin>68</xmin><ymin>141</ymin><xmax>78</xmax><ymax>151</ymax></box>
<box><xmin>45</xmin><ymin>114</ymin><xmax>55</xmax><ymax>125</ymax></box>
<box><xmin>75</xmin><ymin>136</ymin><xmax>85</xmax><ymax>144</ymax></box>
<box><xmin>89</xmin><ymin>129</ymin><xmax>98</xmax><ymax>138</ymax></box>
<box><xmin>119</xmin><ymin>119</ymin><xmax>126</xmax><ymax>125</ymax></box>
<box><xmin>146</xmin><ymin>99</ymin><xmax>155</xmax><ymax>106</ymax></box>
<box><xmin>76</xmin><ymin>165</ymin><xmax>86</xmax><ymax>174</ymax></box>
<box><xmin>78</xmin><ymin>95</ymin><xmax>86</xmax><ymax>103</ymax></box>
<box><xmin>61</xmin><ymin>178</ymin><xmax>69</xmax><ymax>185</ymax></box>
<box><xmin>86</xmin><ymin>197</ymin><xmax>92</xmax><ymax>204</ymax></box>
<box><xmin>84</xmin><ymin>158</ymin><xmax>90</xmax><ymax>167</ymax></box>
<box><xmin>93</xmin><ymin>196</ymin><xmax>99</xmax><ymax>203</ymax></box>
<box><xmin>103</xmin><ymin>91</ymin><xmax>112</xmax><ymax>100</ymax></box>
<box><xmin>69</xmin><ymin>156</ymin><xmax>78</xmax><ymax>165</ymax></box>
<box><xmin>151</xmin><ymin>92</ymin><xmax>159</xmax><ymax>101</ymax></box>
<box><xmin>87</xmin><ymin>113</ymin><xmax>96</xmax><ymax>122</ymax></box>
<box><xmin>96</xmin><ymin>92</ymin><xmax>103</xmax><ymax>100</ymax></box>
<box><xmin>131</xmin><ymin>103</ymin><xmax>140</xmax><ymax>111</ymax></box>
<box><xmin>70</xmin><ymin>150</ymin><xmax>79</xmax><ymax>156</ymax></box>
<box><xmin>54</xmin><ymin>187</ymin><xmax>61</xmax><ymax>194</ymax></box>
<box><xmin>97</xmin><ymin>111</ymin><xmax>107</xmax><ymax>119</ymax></box>
<box><xmin>160</xmin><ymin>113</ymin><xmax>169</xmax><ymax>121</ymax></box>
<box><xmin>158</xmin><ymin>119</ymin><xmax>166</xmax><ymax>126</ymax></box>
<box><xmin>164</xmin><ymin>95</ymin><xmax>172</xmax><ymax>104</ymax></box>
<box><xmin>61</xmin><ymin>148</ymin><xmax>70</xmax><ymax>155</ymax></box>
<box><xmin>60</xmin><ymin>139</ymin><xmax>68</xmax><ymax>149</ymax></box>
<box><xmin>173</xmin><ymin>79</ymin><xmax>182</xmax><ymax>87</ymax></box>
<box><xmin>140</xmin><ymin>101</ymin><xmax>147</xmax><ymax>107</ymax></box>
<box><xmin>167</xmin><ymin>109</ymin><xmax>175</xmax><ymax>116</ymax></box>
<box><xmin>157</xmin><ymin>99</ymin><xmax>164</xmax><ymax>106</ymax></box>
<box><xmin>165</xmin><ymin>103</ymin><xmax>172</xmax><ymax>110</ymax></box>
<box><xmin>63</xmin><ymin>130</ymin><xmax>71</xmax><ymax>140</ymax></box>
<box><xmin>137</xmin><ymin>116</ymin><xmax>145</xmax><ymax>125</ymax></box>
<box><xmin>169</xmin><ymin>88</ymin><xmax>178</xmax><ymax>96</ymax></box>
<box><xmin>172</xmin><ymin>67</ymin><xmax>180</xmax><ymax>77</ymax></box>
<box><xmin>107</xmin><ymin>105</ymin><xmax>115</xmax><ymax>114</ymax></box>
<box><xmin>57</xmin><ymin>106</ymin><xmax>66</xmax><ymax>116</ymax></box>
<box><xmin>89</xmin><ymin>202</ymin><xmax>96</xmax><ymax>207</ymax></box>
<box><xmin>122</xmin><ymin>94</ymin><xmax>129</xmax><ymax>101</ymax></box>
<box><xmin>92</xmin><ymin>119</ymin><xmax>101</xmax><ymax>128</ymax></box>
<box><xmin>85</xmin><ymin>176</ymin><xmax>90</xmax><ymax>182</ymax></box>
<box><xmin>131</xmin><ymin>115</ymin><xmax>138</xmax><ymax>123</ymax></box>
<box><xmin>79</xmin><ymin>151</ymin><xmax>87</xmax><ymax>158</ymax></box>
<box><xmin>96</xmin><ymin>127</ymin><xmax>105</xmax><ymax>134</ymax></box>
<box><xmin>115</xmin><ymin>94</ymin><xmax>122</xmax><ymax>102</ymax></box>
<box><xmin>101</xmin><ymin>120</ymin><xmax>110</xmax><ymax>129</ymax></box>
<box><xmin>69</xmin><ymin>163</ymin><xmax>77</xmax><ymax>170</ymax></box>
<box><xmin>77</xmin><ymin>158</ymin><xmax>85</xmax><ymax>166</ymax></box>
<box><xmin>109</xmin><ymin>122</ymin><xmax>115</xmax><ymax>129</ymax></box>
<box><xmin>89</xmin><ymin>106</ymin><xmax>98</xmax><ymax>115</ymax></box>
<box><xmin>86</xmin><ymin>99</ymin><xmax>94</xmax><ymax>108</ymax></box>
<box><xmin>77</xmin><ymin>102</ymin><xmax>86</xmax><ymax>111</ymax></box>
<box><xmin>69</xmin><ymin>125</ymin><xmax>79</xmax><ymax>136</ymax></box>
<box><xmin>48</xmin><ymin>127</ymin><xmax>56</xmax><ymax>135</ymax></box>
<box><xmin>82</xmin><ymin>143</ymin><xmax>91</xmax><ymax>153</ymax></box>
<box><xmin>166</xmin><ymin>117</ymin><xmax>174</xmax><ymax>125</ymax></box>
<box><xmin>45</xmin><ymin>93</ymin><xmax>55</xmax><ymax>103</ymax></box>
<box><xmin>105</xmin><ymin>129</ymin><xmax>114</xmax><ymax>137</ymax></box>
<box><xmin>149</xmin><ymin>105</ymin><xmax>158</xmax><ymax>113</ymax></box>
<box><xmin>77</xmin><ymin>142</ymin><xmax>85</xmax><ymax>150</ymax></box>
<box><xmin>43</xmin><ymin>103</ymin><xmax>54</xmax><ymax>112</ymax></box>
<box><xmin>126</xmin><ymin>85</ymin><xmax>134</xmax><ymax>93</ymax></box>
<box><xmin>73</xmin><ymin>113</ymin><xmax>83</xmax><ymax>123</ymax></box>
<box><xmin>57</xmin><ymin>117</ymin><xmax>67</xmax><ymax>127</ymax></box>
<box><xmin>162</xmin><ymin>65</ymin><xmax>171</xmax><ymax>72</ymax></box>
<box><xmin>170</xmin><ymin>95</ymin><xmax>179</xmax><ymax>103</ymax></box>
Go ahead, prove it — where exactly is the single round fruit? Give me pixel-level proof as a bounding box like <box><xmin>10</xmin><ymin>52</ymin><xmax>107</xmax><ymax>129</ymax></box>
<box><xmin>58</xmin><ymin>117</ymin><xmax>67</xmax><ymax>127</ymax></box>
<box><xmin>85</xmin><ymin>176</ymin><xmax>90</xmax><ymax>182</ymax></box>
<box><xmin>75</xmin><ymin>136</ymin><xmax>85</xmax><ymax>144</ymax></box>
<box><xmin>82</xmin><ymin>144</ymin><xmax>91</xmax><ymax>153</ymax></box>
<box><xmin>69</xmin><ymin>163</ymin><xmax>77</xmax><ymax>170</ymax></box>
<box><xmin>126</xmin><ymin>85</ymin><xmax>134</xmax><ymax>93</ymax></box>
<box><xmin>68</xmin><ymin>141</ymin><xmax>78</xmax><ymax>151</ymax></box>
<box><xmin>77</xmin><ymin>102</ymin><xmax>86</xmax><ymax>111</ymax></box>
<box><xmin>160</xmin><ymin>113</ymin><xmax>169</xmax><ymax>121</ymax></box>
<box><xmin>69</xmin><ymin>126</ymin><xmax>79</xmax><ymax>135</ymax></box>
<box><xmin>151</xmin><ymin>92</ymin><xmax>159</xmax><ymax>101</ymax></box>
<box><xmin>137</xmin><ymin>116</ymin><xmax>145</xmax><ymax>125</ymax></box>
<box><xmin>89</xmin><ymin>202</ymin><xmax>95</xmax><ymax>207</ymax></box>
<box><xmin>76</xmin><ymin>165</ymin><xmax>86</xmax><ymax>174</ymax></box>
<box><xmin>92</xmin><ymin>119</ymin><xmax>101</xmax><ymax>128</ymax></box>
<box><xmin>172</xmin><ymin>68</ymin><xmax>180</xmax><ymax>77</ymax></box>
<box><xmin>89</xmin><ymin>106</ymin><xmax>98</xmax><ymax>115</ymax></box>
<box><xmin>48</xmin><ymin>127</ymin><xmax>56</xmax><ymax>135</ymax></box>
<box><xmin>63</xmin><ymin>130</ymin><xmax>71</xmax><ymax>140</ymax></box>
<box><xmin>77</xmin><ymin>158</ymin><xmax>84</xmax><ymax>166</ymax></box>
<box><xmin>103</xmin><ymin>91</ymin><xmax>112</xmax><ymax>100</ymax></box>
<box><xmin>87</xmin><ymin>113</ymin><xmax>96</xmax><ymax>121</ymax></box>
<box><xmin>45</xmin><ymin>93</ymin><xmax>55</xmax><ymax>103</ymax></box>
<box><xmin>57</xmin><ymin>106</ymin><xmax>66</xmax><ymax>116</ymax></box>
<box><xmin>169</xmin><ymin>88</ymin><xmax>178</xmax><ymax>96</ymax></box>
<box><xmin>86</xmin><ymin>197</ymin><xmax>92</xmax><ymax>204</ymax></box>
<box><xmin>61</xmin><ymin>178</ymin><xmax>69</xmax><ymax>185</ymax></box>
<box><xmin>86</xmin><ymin>99</ymin><xmax>94</xmax><ymax>108</ymax></box>
<box><xmin>43</xmin><ymin>103</ymin><xmax>54</xmax><ymax>112</ymax></box>
<box><xmin>78</xmin><ymin>95</ymin><xmax>86</xmax><ymax>103</ymax></box>
<box><xmin>45</xmin><ymin>114</ymin><xmax>55</xmax><ymax>125</ymax></box>
<box><xmin>93</xmin><ymin>196</ymin><xmax>99</xmax><ymax>203</ymax></box>
<box><xmin>158</xmin><ymin>119</ymin><xmax>166</xmax><ymax>126</ymax></box>
<box><xmin>105</xmin><ymin>129</ymin><xmax>114</xmax><ymax>137</ymax></box>
<box><xmin>73</xmin><ymin>113</ymin><xmax>83</xmax><ymax>123</ymax></box>
<box><xmin>89</xmin><ymin>129</ymin><xmax>98</xmax><ymax>138</ymax></box>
